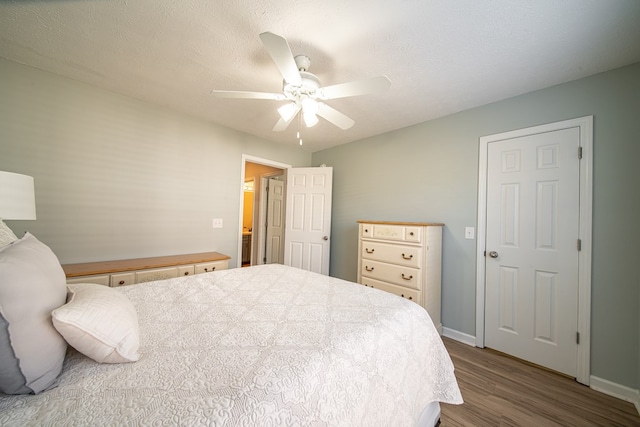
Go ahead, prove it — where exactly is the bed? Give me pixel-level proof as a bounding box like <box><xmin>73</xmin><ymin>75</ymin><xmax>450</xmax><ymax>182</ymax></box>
<box><xmin>0</xmin><ymin>236</ymin><xmax>462</xmax><ymax>426</ymax></box>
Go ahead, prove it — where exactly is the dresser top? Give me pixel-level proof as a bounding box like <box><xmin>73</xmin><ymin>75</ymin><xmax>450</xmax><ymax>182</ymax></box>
<box><xmin>62</xmin><ymin>251</ymin><xmax>230</xmax><ymax>277</ymax></box>
<box><xmin>357</xmin><ymin>220</ymin><xmax>444</xmax><ymax>227</ymax></box>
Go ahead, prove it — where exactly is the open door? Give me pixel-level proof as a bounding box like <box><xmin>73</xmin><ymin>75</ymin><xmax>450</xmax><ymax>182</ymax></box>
<box><xmin>283</xmin><ymin>167</ymin><xmax>333</xmax><ymax>275</ymax></box>
<box><xmin>264</xmin><ymin>177</ymin><xmax>284</xmax><ymax>264</ymax></box>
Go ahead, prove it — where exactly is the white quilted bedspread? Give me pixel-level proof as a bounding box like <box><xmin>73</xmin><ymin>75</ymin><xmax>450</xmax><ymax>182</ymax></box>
<box><xmin>1</xmin><ymin>264</ymin><xmax>462</xmax><ymax>426</ymax></box>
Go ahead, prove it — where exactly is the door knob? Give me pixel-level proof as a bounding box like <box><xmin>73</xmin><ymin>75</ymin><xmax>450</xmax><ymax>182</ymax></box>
<box><xmin>323</xmin><ymin>236</ymin><xmax>329</xmax><ymax>241</ymax></box>
<box><xmin>489</xmin><ymin>251</ymin><xmax>499</xmax><ymax>258</ymax></box>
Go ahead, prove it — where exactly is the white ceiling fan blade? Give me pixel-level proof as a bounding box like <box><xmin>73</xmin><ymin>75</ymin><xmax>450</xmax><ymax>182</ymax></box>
<box><xmin>259</xmin><ymin>32</ymin><xmax>302</xmax><ymax>86</ymax></box>
<box><xmin>316</xmin><ymin>102</ymin><xmax>355</xmax><ymax>130</ymax></box>
<box><xmin>210</xmin><ymin>90</ymin><xmax>285</xmax><ymax>100</ymax></box>
<box><xmin>318</xmin><ymin>76</ymin><xmax>391</xmax><ymax>100</ymax></box>
<box><xmin>273</xmin><ymin>104</ymin><xmax>301</xmax><ymax>131</ymax></box>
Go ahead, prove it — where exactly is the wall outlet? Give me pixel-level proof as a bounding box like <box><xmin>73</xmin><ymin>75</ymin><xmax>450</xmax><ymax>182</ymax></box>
<box><xmin>212</xmin><ymin>218</ymin><xmax>223</xmax><ymax>228</ymax></box>
<box><xmin>465</xmin><ymin>226</ymin><xmax>475</xmax><ymax>240</ymax></box>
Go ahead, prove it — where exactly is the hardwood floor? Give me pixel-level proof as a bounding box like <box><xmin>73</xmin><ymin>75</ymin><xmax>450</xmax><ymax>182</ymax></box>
<box><xmin>439</xmin><ymin>337</ymin><xmax>640</xmax><ymax>426</ymax></box>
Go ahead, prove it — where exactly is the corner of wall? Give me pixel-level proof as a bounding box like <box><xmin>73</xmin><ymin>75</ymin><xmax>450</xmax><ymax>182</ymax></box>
<box><xmin>590</xmin><ymin>376</ymin><xmax>640</xmax><ymax>416</ymax></box>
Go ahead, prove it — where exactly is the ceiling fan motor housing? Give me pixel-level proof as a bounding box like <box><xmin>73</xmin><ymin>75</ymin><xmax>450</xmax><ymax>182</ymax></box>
<box><xmin>294</xmin><ymin>55</ymin><xmax>311</xmax><ymax>71</ymax></box>
<box><xmin>283</xmin><ymin>71</ymin><xmax>320</xmax><ymax>101</ymax></box>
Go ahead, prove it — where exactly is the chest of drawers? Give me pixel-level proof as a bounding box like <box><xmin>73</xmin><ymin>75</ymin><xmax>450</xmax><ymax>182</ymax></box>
<box><xmin>62</xmin><ymin>252</ymin><xmax>230</xmax><ymax>287</ymax></box>
<box><xmin>357</xmin><ymin>221</ymin><xmax>443</xmax><ymax>333</ymax></box>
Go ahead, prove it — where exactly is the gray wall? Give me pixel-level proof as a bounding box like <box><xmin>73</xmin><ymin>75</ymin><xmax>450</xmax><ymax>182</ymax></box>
<box><xmin>313</xmin><ymin>62</ymin><xmax>640</xmax><ymax>390</ymax></box>
<box><xmin>0</xmin><ymin>58</ymin><xmax>311</xmax><ymax>267</ymax></box>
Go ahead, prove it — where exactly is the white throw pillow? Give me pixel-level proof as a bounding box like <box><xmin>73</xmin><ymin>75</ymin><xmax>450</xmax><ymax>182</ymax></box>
<box><xmin>0</xmin><ymin>219</ymin><xmax>18</xmax><ymax>247</ymax></box>
<box><xmin>0</xmin><ymin>232</ymin><xmax>67</xmax><ymax>394</ymax></box>
<box><xmin>52</xmin><ymin>283</ymin><xmax>141</xmax><ymax>364</ymax></box>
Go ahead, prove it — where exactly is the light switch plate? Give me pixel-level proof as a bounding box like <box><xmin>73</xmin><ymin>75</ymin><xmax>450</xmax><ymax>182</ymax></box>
<box><xmin>212</xmin><ymin>218</ymin><xmax>223</xmax><ymax>228</ymax></box>
<box><xmin>465</xmin><ymin>226</ymin><xmax>475</xmax><ymax>240</ymax></box>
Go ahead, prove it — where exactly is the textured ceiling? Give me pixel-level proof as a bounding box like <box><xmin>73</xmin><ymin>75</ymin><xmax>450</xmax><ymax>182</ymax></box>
<box><xmin>1</xmin><ymin>0</ymin><xmax>639</xmax><ymax>152</ymax></box>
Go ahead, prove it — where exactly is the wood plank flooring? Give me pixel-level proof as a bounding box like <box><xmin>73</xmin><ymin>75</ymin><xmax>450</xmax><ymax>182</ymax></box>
<box><xmin>439</xmin><ymin>337</ymin><xmax>640</xmax><ymax>426</ymax></box>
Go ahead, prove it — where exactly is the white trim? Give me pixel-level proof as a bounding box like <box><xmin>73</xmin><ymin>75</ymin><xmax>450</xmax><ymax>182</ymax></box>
<box><xmin>238</xmin><ymin>155</ymin><xmax>291</xmax><ymax>267</ymax></box>
<box><xmin>442</xmin><ymin>327</ymin><xmax>476</xmax><ymax>347</ymax></box>
<box><xmin>475</xmin><ymin>116</ymin><xmax>593</xmax><ymax>385</ymax></box>
<box><xmin>590</xmin><ymin>376</ymin><xmax>640</xmax><ymax>415</ymax></box>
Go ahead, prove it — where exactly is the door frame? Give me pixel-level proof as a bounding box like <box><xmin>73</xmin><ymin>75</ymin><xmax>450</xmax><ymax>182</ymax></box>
<box><xmin>475</xmin><ymin>116</ymin><xmax>593</xmax><ymax>385</ymax></box>
<box><xmin>238</xmin><ymin>154</ymin><xmax>291</xmax><ymax>267</ymax></box>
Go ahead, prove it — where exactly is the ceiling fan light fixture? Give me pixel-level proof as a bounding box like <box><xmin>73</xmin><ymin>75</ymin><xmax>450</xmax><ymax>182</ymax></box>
<box><xmin>301</xmin><ymin>97</ymin><xmax>318</xmax><ymax>114</ymax></box>
<box><xmin>301</xmin><ymin>97</ymin><xmax>319</xmax><ymax>127</ymax></box>
<box><xmin>303</xmin><ymin>112</ymin><xmax>319</xmax><ymax>127</ymax></box>
<box><xmin>277</xmin><ymin>102</ymin><xmax>299</xmax><ymax>121</ymax></box>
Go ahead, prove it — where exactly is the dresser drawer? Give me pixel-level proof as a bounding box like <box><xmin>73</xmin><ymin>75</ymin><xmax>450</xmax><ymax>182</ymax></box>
<box><xmin>362</xmin><ymin>223</ymin><xmax>422</xmax><ymax>243</ymax></box>
<box><xmin>136</xmin><ymin>267</ymin><xmax>179</xmax><ymax>283</ymax></box>
<box><xmin>195</xmin><ymin>260</ymin><xmax>228</xmax><ymax>274</ymax></box>
<box><xmin>361</xmin><ymin>277</ymin><xmax>421</xmax><ymax>303</ymax></box>
<box><xmin>178</xmin><ymin>265</ymin><xmax>195</xmax><ymax>277</ymax></box>
<box><xmin>66</xmin><ymin>274</ymin><xmax>110</xmax><ymax>286</ymax></box>
<box><xmin>111</xmin><ymin>272</ymin><xmax>135</xmax><ymax>287</ymax></box>
<box><xmin>361</xmin><ymin>241</ymin><xmax>421</xmax><ymax>268</ymax></box>
<box><xmin>361</xmin><ymin>259</ymin><xmax>421</xmax><ymax>290</ymax></box>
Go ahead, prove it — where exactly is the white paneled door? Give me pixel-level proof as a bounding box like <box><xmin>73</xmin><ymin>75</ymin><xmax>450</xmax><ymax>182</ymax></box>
<box><xmin>284</xmin><ymin>167</ymin><xmax>333</xmax><ymax>275</ymax></box>
<box><xmin>265</xmin><ymin>178</ymin><xmax>284</xmax><ymax>264</ymax></box>
<box><xmin>485</xmin><ymin>127</ymin><xmax>580</xmax><ymax>377</ymax></box>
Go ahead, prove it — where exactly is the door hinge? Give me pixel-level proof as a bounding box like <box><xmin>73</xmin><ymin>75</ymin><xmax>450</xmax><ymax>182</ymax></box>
<box><xmin>577</xmin><ymin>239</ymin><xmax>582</xmax><ymax>251</ymax></box>
<box><xmin>576</xmin><ymin>331</ymin><xmax>580</xmax><ymax>344</ymax></box>
<box><xmin>484</xmin><ymin>250</ymin><xmax>486</xmax><ymax>257</ymax></box>
<box><xmin>578</xmin><ymin>146</ymin><xmax>583</xmax><ymax>159</ymax></box>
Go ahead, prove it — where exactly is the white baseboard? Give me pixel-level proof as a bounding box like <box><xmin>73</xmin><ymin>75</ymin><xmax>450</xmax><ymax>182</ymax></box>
<box><xmin>442</xmin><ymin>327</ymin><xmax>476</xmax><ymax>347</ymax></box>
<box><xmin>590</xmin><ymin>376</ymin><xmax>640</xmax><ymax>415</ymax></box>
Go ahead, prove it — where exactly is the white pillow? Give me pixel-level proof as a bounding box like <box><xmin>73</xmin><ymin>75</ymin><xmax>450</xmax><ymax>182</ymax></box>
<box><xmin>52</xmin><ymin>283</ymin><xmax>140</xmax><ymax>364</ymax></box>
<box><xmin>0</xmin><ymin>219</ymin><xmax>18</xmax><ymax>247</ymax></box>
<box><xmin>0</xmin><ymin>232</ymin><xmax>67</xmax><ymax>394</ymax></box>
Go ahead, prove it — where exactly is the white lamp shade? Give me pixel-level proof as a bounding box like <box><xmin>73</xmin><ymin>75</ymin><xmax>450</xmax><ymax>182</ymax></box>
<box><xmin>0</xmin><ymin>171</ymin><xmax>36</xmax><ymax>220</ymax></box>
<box><xmin>303</xmin><ymin>112</ymin><xmax>319</xmax><ymax>127</ymax></box>
<box><xmin>277</xmin><ymin>102</ymin><xmax>300</xmax><ymax>122</ymax></box>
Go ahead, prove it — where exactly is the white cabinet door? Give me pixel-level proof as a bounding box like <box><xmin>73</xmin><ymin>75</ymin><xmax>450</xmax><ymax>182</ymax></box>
<box><xmin>283</xmin><ymin>167</ymin><xmax>332</xmax><ymax>275</ymax></box>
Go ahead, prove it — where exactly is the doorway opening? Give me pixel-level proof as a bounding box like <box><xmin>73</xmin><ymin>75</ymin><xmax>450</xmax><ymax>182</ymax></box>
<box><xmin>238</xmin><ymin>155</ymin><xmax>290</xmax><ymax>267</ymax></box>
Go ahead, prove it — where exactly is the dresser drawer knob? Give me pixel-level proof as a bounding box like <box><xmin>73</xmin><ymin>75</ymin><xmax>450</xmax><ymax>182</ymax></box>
<box><xmin>119</xmin><ymin>280</ymin><xmax>125</xmax><ymax>285</ymax></box>
<box><xmin>365</xmin><ymin>248</ymin><xmax>375</xmax><ymax>254</ymax></box>
<box><xmin>365</xmin><ymin>266</ymin><xmax>374</xmax><ymax>272</ymax></box>
<box><xmin>204</xmin><ymin>267</ymin><xmax>216</xmax><ymax>272</ymax></box>
<box><xmin>409</xmin><ymin>232</ymin><xmax>414</xmax><ymax>236</ymax></box>
<box><xmin>402</xmin><ymin>253</ymin><xmax>413</xmax><ymax>260</ymax></box>
<box><xmin>401</xmin><ymin>273</ymin><xmax>413</xmax><ymax>281</ymax></box>
<box><xmin>184</xmin><ymin>272</ymin><xmax>189</xmax><ymax>276</ymax></box>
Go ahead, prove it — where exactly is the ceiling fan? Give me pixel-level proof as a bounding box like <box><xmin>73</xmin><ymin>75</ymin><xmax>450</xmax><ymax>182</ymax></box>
<box><xmin>211</xmin><ymin>32</ymin><xmax>391</xmax><ymax>133</ymax></box>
